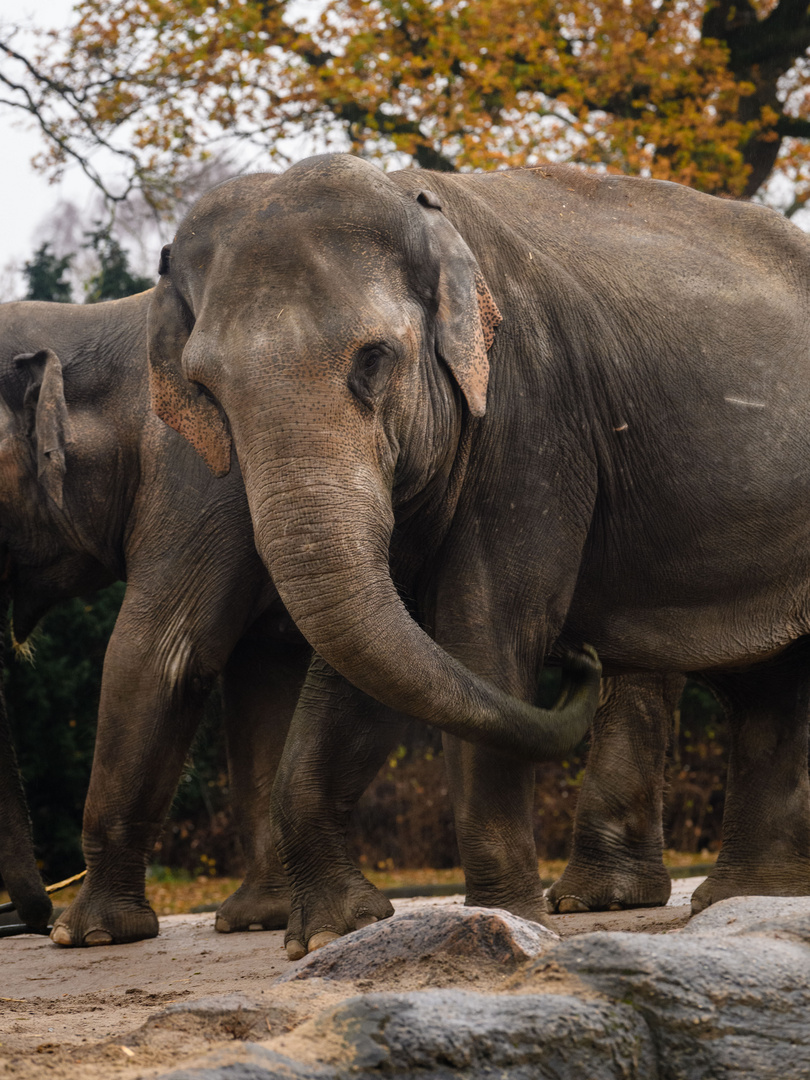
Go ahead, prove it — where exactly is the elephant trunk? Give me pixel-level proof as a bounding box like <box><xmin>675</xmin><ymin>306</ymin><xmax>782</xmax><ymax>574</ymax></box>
<box><xmin>242</xmin><ymin>429</ymin><xmax>599</xmax><ymax>760</ymax></box>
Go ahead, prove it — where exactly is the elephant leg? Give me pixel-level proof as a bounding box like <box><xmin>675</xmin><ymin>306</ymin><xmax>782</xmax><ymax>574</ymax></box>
<box><xmin>272</xmin><ymin>656</ymin><xmax>406</xmax><ymax>960</ymax></box>
<box><xmin>215</xmin><ymin>630</ymin><xmax>309</xmax><ymax>933</ymax></box>
<box><xmin>546</xmin><ymin>673</ymin><xmax>681</xmax><ymax>913</ymax></box>
<box><xmin>0</xmin><ymin>641</ymin><xmax>52</xmax><ymax>928</ymax></box>
<box><xmin>443</xmin><ymin>733</ymin><xmax>547</xmax><ymax>922</ymax></box>
<box><xmin>691</xmin><ymin>651</ymin><xmax>810</xmax><ymax>913</ymax></box>
<box><xmin>51</xmin><ymin>590</ymin><xmax>238</xmax><ymax>947</ymax></box>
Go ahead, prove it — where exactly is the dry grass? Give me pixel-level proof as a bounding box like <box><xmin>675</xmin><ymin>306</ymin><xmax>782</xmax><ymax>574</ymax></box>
<box><xmin>1</xmin><ymin>851</ymin><xmax>717</xmax><ymax>918</ymax></box>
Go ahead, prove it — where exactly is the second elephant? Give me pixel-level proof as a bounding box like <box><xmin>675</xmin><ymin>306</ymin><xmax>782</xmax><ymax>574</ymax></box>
<box><xmin>0</xmin><ymin>292</ymin><xmax>309</xmax><ymax>945</ymax></box>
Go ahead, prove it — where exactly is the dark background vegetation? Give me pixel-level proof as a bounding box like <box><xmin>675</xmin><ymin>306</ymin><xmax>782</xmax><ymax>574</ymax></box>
<box><xmin>8</xmin><ymin>588</ymin><xmax>727</xmax><ymax>883</ymax></box>
<box><xmin>4</xmin><ymin>238</ymin><xmax>727</xmax><ymax>887</ymax></box>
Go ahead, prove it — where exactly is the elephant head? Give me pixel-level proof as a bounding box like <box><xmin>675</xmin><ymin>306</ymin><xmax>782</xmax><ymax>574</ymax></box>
<box><xmin>148</xmin><ymin>155</ymin><xmax>600</xmax><ymax>758</ymax></box>
<box><xmin>0</xmin><ymin>300</ymin><xmax>151</xmax><ymax>654</ymax></box>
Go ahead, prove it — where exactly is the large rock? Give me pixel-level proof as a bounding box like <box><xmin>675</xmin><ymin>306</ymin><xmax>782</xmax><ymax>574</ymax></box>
<box><xmin>528</xmin><ymin>930</ymin><xmax>810</xmax><ymax>1079</ymax></box>
<box><xmin>682</xmin><ymin>895</ymin><xmax>810</xmax><ymax>940</ymax></box>
<box><xmin>281</xmin><ymin>989</ymin><xmax>656</xmax><ymax>1079</ymax></box>
<box><xmin>157</xmin><ymin>901</ymin><xmax>810</xmax><ymax>1080</ymax></box>
<box><xmin>162</xmin><ymin>989</ymin><xmax>656</xmax><ymax>1080</ymax></box>
<box><xmin>278</xmin><ymin>905</ymin><xmax>558</xmax><ymax>987</ymax></box>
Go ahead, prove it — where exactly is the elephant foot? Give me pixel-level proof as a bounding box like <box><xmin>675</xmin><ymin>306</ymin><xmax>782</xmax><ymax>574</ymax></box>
<box><xmin>51</xmin><ymin>885</ymin><xmax>158</xmax><ymax>946</ymax></box>
<box><xmin>690</xmin><ymin>858</ymin><xmax>810</xmax><ymax>915</ymax></box>
<box><xmin>546</xmin><ymin>856</ymin><xmax>671</xmax><ymax>914</ymax></box>
<box><xmin>284</xmin><ymin>870</ymin><xmax>394</xmax><ymax>961</ymax></box>
<box><xmin>215</xmin><ymin>880</ymin><xmax>290</xmax><ymax>933</ymax></box>
<box><xmin>464</xmin><ymin>880</ymin><xmax>550</xmax><ymax>926</ymax></box>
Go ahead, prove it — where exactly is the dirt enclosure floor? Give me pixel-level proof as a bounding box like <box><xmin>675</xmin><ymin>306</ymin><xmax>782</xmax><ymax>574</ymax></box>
<box><xmin>0</xmin><ymin>881</ymin><xmax>702</xmax><ymax>1080</ymax></box>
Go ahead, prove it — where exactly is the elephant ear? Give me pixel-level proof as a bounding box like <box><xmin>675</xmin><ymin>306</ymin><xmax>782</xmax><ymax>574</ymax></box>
<box><xmin>148</xmin><ymin>271</ymin><xmax>232</xmax><ymax>478</ymax></box>
<box><xmin>15</xmin><ymin>349</ymin><xmax>73</xmax><ymax>510</ymax></box>
<box><xmin>417</xmin><ymin>189</ymin><xmax>502</xmax><ymax>417</ymax></box>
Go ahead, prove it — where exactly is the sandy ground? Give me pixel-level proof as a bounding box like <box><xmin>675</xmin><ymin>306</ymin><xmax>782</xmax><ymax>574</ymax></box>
<box><xmin>0</xmin><ymin>880</ymin><xmax>702</xmax><ymax>1079</ymax></box>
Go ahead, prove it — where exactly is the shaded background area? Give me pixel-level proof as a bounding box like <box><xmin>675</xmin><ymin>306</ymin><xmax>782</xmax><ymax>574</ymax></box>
<box><xmin>3</xmin><ymin>584</ymin><xmax>727</xmax><ymax>887</ymax></box>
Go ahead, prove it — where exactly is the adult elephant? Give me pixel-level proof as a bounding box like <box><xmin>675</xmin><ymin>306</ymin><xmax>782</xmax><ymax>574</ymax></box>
<box><xmin>0</xmin><ymin>287</ymin><xmax>601</xmax><ymax>946</ymax></box>
<box><xmin>0</xmin><ymin>293</ymin><xmax>311</xmax><ymax>945</ymax></box>
<box><xmin>149</xmin><ymin>154</ymin><xmax>810</xmax><ymax>957</ymax></box>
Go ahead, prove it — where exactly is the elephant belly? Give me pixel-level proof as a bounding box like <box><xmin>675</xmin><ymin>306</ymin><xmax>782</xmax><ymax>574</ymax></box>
<box><xmin>563</xmin><ymin>554</ymin><xmax>810</xmax><ymax>674</ymax></box>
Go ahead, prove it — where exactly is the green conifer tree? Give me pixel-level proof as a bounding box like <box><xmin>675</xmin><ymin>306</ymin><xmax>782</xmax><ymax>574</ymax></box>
<box><xmin>22</xmin><ymin>243</ymin><xmax>73</xmax><ymax>302</ymax></box>
<box><xmin>83</xmin><ymin>228</ymin><xmax>153</xmax><ymax>303</ymax></box>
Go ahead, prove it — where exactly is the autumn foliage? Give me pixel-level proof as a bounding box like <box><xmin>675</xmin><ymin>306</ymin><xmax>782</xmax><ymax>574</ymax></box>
<box><xmin>0</xmin><ymin>0</ymin><xmax>808</xmax><ymax>207</ymax></box>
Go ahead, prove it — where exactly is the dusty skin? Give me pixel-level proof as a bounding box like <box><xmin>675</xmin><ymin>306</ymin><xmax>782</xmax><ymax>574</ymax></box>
<box><xmin>0</xmin><ymin>885</ymin><xmax>699</xmax><ymax>1080</ymax></box>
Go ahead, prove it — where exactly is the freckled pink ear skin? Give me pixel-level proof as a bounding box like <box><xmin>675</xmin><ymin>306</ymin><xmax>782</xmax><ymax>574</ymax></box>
<box><xmin>148</xmin><ymin>279</ymin><xmax>232</xmax><ymax>477</ymax></box>
<box><xmin>417</xmin><ymin>192</ymin><xmax>502</xmax><ymax>418</ymax></box>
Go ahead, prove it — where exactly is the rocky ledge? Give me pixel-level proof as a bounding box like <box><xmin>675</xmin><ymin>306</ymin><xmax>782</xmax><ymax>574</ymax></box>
<box><xmin>157</xmin><ymin>896</ymin><xmax>810</xmax><ymax>1080</ymax></box>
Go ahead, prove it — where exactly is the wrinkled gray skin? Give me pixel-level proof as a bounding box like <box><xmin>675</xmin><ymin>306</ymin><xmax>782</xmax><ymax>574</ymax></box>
<box><xmin>548</xmin><ymin>673</ymin><xmax>684</xmax><ymax>914</ymax></box>
<box><xmin>0</xmin><ymin>291</ymin><xmax>662</xmax><ymax>948</ymax></box>
<box><xmin>151</xmin><ymin>154</ymin><xmax>810</xmax><ymax>957</ymax></box>
<box><xmin>0</xmin><ymin>293</ymin><xmax>312</xmax><ymax>945</ymax></box>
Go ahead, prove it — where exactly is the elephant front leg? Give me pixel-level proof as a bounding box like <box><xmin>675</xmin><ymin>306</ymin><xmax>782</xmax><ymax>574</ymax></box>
<box><xmin>51</xmin><ymin>601</ymin><xmax>209</xmax><ymax>947</ymax></box>
<box><xmin>0</xmin><ymin>663</ymin><xmax>52</xmax><ymax>929</ymax></box>
<box><xmin>546</xmin><ymin>672</ymin><xmax>680</xmax><ymax>913</ymax></box>
<box><xmin>215</xmin><ymin>633</ymin><xmax>309</xmax><ymax>933</ymax></box>
<box><xmin>692</xmin><ymin>653</ymin><xmax>810</xmax><ymax>913</ymax></box>
<box><xmin>272</xmin><ymin>657</ymin><xmax>406</xmax><ymax>960</ymax></box>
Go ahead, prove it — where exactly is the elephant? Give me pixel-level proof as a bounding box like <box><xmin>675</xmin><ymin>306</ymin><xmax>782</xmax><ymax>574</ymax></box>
<box><xmin>0</xmin><ymin>288</ymin><xmax>609</xmax><ymax>948</ymax></box>
<box><xmin>149</xmin><ymin>153</ymin><xmax>810</xmax><ymax>957</ymax></box>
<box><xmin>0</xmin><ymin>288</ymin><xmax>677</xmax><ymax>949</ymax></box>
<box><xmin>0</xmin><ymin>292</ymin><xmax>312</xmax><ymax>945</ymax></box>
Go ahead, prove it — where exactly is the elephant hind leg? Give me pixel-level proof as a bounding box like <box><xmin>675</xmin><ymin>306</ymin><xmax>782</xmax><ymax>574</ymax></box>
<box><xmin>691</xmin><ymin>646</ymin><xmax>810</xmax><ymax>914</ymax></box>
<box><xmin>444</xmin><ymin>733</ymin><xmax>548</xmax><ymax>923</ymax></box>
<box><xmin>215</xmin><ymin>629</ymin><xmax>310</xmax><ymax>934</ymax></box>
<box><xmin>546</xmin><ymin>672</ymin><xmax>680</xmax><ymax>914</ymax></box>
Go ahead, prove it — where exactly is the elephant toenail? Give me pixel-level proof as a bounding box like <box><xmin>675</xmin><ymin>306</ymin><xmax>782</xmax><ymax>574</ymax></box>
<box><xmin>248</xmin><ymin>923</ymin><xmax>264</xmax><ymax>931</ymax></box>
<box><xmin>556</xmin><ymin>896</ymin><xmax>590</xmax><ymax>914</ymax></box>
<box><xmin>308</xmin><ymin>930</ymin><xmax>340</xmax><ymax>952</ymax></box>
<box><xmin>84</xmin><ymin>929</ymin><xmax>113</xmax><ymax>946</ymax></box>
<box><xmin>215</xmin><ymin>916</ymin><xmax>232</xmax><ymax>933</ymax></box>
<box><xmin>608</xmin><ymin>902</ymin><xmax>624</xmax><ymax>911</ymax></box>
<box><xmin>286</xmin><ymin>939</ymin><xmax>307</xmax><ymax>961</ymax></box>
<box><xmin>50</xmin><ymin>925</ymin><xmax>73</xmax><ymax>946</ymax></box>
<box><xmin>355</xmin><ymin>915</ymin><xmax>378</xmax><ymax>929</ymax></box>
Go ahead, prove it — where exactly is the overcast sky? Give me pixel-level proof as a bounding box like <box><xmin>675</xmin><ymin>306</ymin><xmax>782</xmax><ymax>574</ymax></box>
<box><xmin>3</xmin><ymin>1</ymin><xmax>808</xmax><ymax>297</ymax></box>
<box><xmin>0</xmin><ymin>0</ymin><xmax>100</xmax><ymax>289</ymax></box>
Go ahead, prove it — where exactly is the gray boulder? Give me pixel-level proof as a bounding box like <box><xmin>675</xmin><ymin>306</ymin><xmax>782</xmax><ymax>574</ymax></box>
<box><xmin>682</xmin><ymin>894</ymin><xmax>810</xmax><ymax>941</ymax></box>
<box><xmin>156</xmin><ymin>902</ymin><xmax>810</xmax><ymax>1080</ymax></box>
<box><xmin>286</xmin><ymin>988</ymin><xmax>656</xmax><ymax>1079</ymax></box>
<box><xmin>278</xmin><ymin>904</ymin><xmax>557</xmax><ymax>985</ymax></box>
<box><xmin>161</xmin><ymin>989</ymin><xmax>655</xmax><ymax>1080</ymax></box>
<box><xmin>535</xmin><ymin>930</ymin><xmax>810</xmax><ymax>1079</ymax></box>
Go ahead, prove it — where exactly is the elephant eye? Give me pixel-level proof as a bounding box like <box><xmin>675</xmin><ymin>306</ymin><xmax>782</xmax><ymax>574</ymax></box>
<box><xmin>348</xmin><ymin>341</ymin><xmax>398</xmax><ymax>408</ymax></box>
<box><xmin>358</xmin><ymin>348</ymin><xmax>382</xmax><ymax>375</ymax></box>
